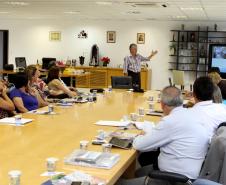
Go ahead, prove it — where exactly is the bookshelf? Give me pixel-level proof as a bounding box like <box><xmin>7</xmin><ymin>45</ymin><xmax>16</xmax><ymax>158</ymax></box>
<box><xmin>169</xmin><ymin>27</ymin><xmax>226</xmax><ymax>77</ymax></box>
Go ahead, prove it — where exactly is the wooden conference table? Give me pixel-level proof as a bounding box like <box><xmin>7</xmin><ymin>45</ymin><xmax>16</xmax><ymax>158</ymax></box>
<box><xmin>0</xmin><ymin>90</ymin><xmax>161</xmax><ymax>185</ymax></box>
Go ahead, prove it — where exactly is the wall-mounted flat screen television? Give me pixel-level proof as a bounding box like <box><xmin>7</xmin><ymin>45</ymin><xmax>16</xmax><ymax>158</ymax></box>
<box><xmin>209</xmin><ymin>44</ymin><xmax>226</xmax><ymax>78</ymax></box>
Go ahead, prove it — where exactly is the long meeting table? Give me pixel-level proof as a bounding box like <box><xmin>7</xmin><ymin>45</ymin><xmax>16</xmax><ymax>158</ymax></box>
<box><xmin>0</xmin><ymin>90</ymin><xmax>161</xmax><ymax>185</ymax></box>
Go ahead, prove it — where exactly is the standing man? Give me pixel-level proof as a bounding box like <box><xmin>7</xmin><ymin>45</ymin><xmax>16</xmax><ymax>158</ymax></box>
<box><xmin>123</xmin><ymin>43</ymin><xmax>158</xmax><ymax>90</ymax></box>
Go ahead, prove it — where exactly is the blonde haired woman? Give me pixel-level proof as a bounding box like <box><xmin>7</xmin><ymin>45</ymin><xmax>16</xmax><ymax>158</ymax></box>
<box><xmin>208</xmin><ymin>72</ymin><xmax>226</xmax><ymax>99</ymax></box>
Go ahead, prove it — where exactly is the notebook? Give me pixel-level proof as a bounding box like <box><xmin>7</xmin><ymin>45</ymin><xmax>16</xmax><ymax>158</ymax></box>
<box><xmin>0</xmin><ymin>118</ymin><xmax>33</xmax><ymax>125</ymax></box>
<box><xmin>95</xmin><ymin>120</ymin><xmax>130</xmax><ymax>127</ymax></box>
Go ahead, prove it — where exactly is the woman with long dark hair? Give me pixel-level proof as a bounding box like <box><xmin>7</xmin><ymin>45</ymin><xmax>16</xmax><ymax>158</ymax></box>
<box><xmin>47</xmin><ymin>66</ymin><xmax>76</xmax><ymax>98</ymax></box>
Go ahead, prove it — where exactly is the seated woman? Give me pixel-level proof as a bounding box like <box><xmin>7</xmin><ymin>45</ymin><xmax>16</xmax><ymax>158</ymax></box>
<box><xmin>25</xmin><ymin>65</ymin><xmax>49</xmax><ymax>107</ymax></box>
<box><xmin>0</xmin><ymin>81</ymin><xmax>15</xmax><ymax>118</ymax></box>
<box><xmin>208</xmin><ymin>72</ymin><xmax>226</xmax><ymax>99</ymax></box>
<box><xmin>213</xmin><ymin>84</ymin><xmax>223</xmax><ymax>103</ymax></box>
<box><xmin>47</xmin><ymin>66</ymin><xmax>77</xmax><ymax>98</ymax></box>
<box><xmin>10</xmin><ymin>73</ymin><xmax>45</xmax><ymax>113</ymax></box>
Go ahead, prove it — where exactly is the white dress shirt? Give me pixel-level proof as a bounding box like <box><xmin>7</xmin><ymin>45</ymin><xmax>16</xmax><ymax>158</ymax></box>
<box><xmin>190</xmin><ymin>101</ymin><xmax>226</xmax><ymax>139</ymax></box>
<box><xmin>133</xmin><ymin>106</ymin><xmax>210</xmax><ymax>179</ymax></box>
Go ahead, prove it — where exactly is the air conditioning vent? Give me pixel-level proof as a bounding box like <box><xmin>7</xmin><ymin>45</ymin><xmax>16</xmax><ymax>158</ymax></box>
<box><xmin>124</xmin><ymin>2</ymin><xmax>168</xmax><ymax>8</ymax></box>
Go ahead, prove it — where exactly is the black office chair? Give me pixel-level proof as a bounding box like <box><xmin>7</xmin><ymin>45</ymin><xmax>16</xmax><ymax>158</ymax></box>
<box><xmin>7</xmin><ymin>73</ymin><xmax>18</xmax><ymax>85</ymax></box>
<box><xmin>42</xmin><ymin>58</ymin><xmax>56</xmax><ymax>70</ymax></box>
<box><xmin>148</xmin><ymin>124</ymin><xmax>226</xmax><ymax>185</ymax></box>
<box><xmin>15</xmin><ymin>57</ymin><xmax>26</xmax><ymax>68</ymax></box>
<box><xmin>111</xmin><ymin>76</ymin><xmax>132</xmax><ymax>89</ymax></box>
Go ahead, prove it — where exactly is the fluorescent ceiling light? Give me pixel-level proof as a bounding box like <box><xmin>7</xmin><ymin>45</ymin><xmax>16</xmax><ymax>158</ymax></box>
<box><xmin>0</xmin><ymin>11</ymin><xmax>9</xmax><ymax>14</ymax></box>
<box><xmin>96</xmin><ymin>1</ymin><xmax>113</xmax><ymax>5</ymax></box>
<box><xmin>180</xmin><ymin>7</ymin><xmax>203</xmax><ymax>11</ymax></box>
<box><xmin>171</xmin><ymin>15</ymin><xmax>188</xmax><ymax>19</ymax></box>
<box><xmin>64</xmin><ymin>11</ymin><xmax>80</xmax><ymax>14</ymax></box>
<box><xmin>4</xmin><ymin>1</ymin><xmax>29</xmax><ymax>6</ymax></box>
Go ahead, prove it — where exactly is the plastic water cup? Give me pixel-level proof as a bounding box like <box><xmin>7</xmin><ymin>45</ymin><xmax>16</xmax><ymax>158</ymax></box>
<box><xmin>46</xmin><ymin>158</ymin><xmax>58</xmax><ymax>172</ymax></box>
<box><xmin>14</xmin><ymin>115</ymin><xmax>22</xmax><ymax>126</ymax></box>
<box><xmin>97</xmin><ymin>130</ymin><xmax>105</xmax><ymax>140</ymax></box>
<box><xmin>80</xmin><ymin>140</ymin><xmax>89</xmax><ymax>150</ymax></box>
<box><xmin>88</xmin><ymin>94</ymin><xmax>93</xmax><ymax>102</ymax></box>
<box><xmin>157</xmin><ymin>98</ymin><xmax>161</xmax><ymax>103</ymax></box>
<box><xmin>149</xmin><ymin>102</ymin><xmax>155</xmax><ymax>111</ymax></box>
<box><xmin>93</xmin><ymin>90</ymin><xmax>97</xmax><ymax>97</ymax></box>
<box><xmin>102</xmin><ymin>143</ymin><xmax>112</xmax><ymax>153</ymax></box>
<box><xmin>130</xmin><ymin>113</ymin><xmax>138</xmax><ymax>122</ymax></box>
<box><xmin>148</xmin><ymin>96</ymin><xmax>154</xmax><ymax>102</ymax></box>
<box><xmin>48</xmin><ymin>104</ymin><xmax>54</xmax><ymax>113</ymax></box>
<box><xmin>138</xmin><ymin>107</ymin><xmax>145</xmax><ymax>117</ymax></box>
<box><xmin>122</xmin><ymin>115</ymin><xmax>128</xmax><ymax>122</ymax></box>
<box><xmin>108</xmin><ymin>86</ymin><xmax>112</xmax><ymax>92</ymax></box>
<box><xmin>8</xmin><ymin>170</ymin><xmax>21</xmax><ymax>185</ymax></box>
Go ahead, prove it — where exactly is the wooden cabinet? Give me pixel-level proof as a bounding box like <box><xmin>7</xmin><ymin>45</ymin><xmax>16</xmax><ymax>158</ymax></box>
<box><xmin>74</xmin><ymin>66</ymin><xmax>151</xmax><ymax>90</ymax></box>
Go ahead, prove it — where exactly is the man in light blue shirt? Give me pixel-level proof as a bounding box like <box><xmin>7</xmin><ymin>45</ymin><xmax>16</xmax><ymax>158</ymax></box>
<box><xmin>118</xmin><ymin>86</ymin><xmax>210</xmax><ymax>185</ymax></box>
<box><xmin>123</xmin><ymin>44</ymin><xmax>157</xmax><ymax>89</ymax></box>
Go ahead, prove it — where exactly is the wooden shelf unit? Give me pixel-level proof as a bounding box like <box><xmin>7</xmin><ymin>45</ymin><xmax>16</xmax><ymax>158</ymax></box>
<box><xmin>169</xmin><ymin>28</ymin><xmax>226</xmax><ymax>77</ymax></box>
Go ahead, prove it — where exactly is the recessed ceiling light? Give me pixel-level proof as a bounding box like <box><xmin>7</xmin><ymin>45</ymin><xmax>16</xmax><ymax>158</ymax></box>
<box><xmin>64</xmin><ymin>11</ymin><xmax>80</xmax><ymax>14</ymax></box>
<box><xmin>96</xmin><ymin>1</ymin><xmax>113</xmax><ymax>5</ymax></box>
<box><xmin>180</xmin><ymin>7</ymin><xmax>203</xmax><ymax>11</ymax></box>
<box><xmin>4</xmin><ymin>1</ymin><xmax>29</xmax><ymax>6</ymax></box>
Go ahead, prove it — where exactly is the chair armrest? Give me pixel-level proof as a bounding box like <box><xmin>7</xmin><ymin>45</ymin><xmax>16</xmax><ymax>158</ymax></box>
<box><xmin>149</xmin><ymin>170</ymin><xmax>190</xmax><ymax>183</ymax></box>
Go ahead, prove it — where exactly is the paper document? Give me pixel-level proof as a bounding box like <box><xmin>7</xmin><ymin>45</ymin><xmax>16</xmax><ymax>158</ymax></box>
<box><xmin>28</xmin><ymin>110</ymin><xmax>56</xmax><ymax>115</ymax></box>
<box><xmin>95</xmin><ymin>120</ymin><xmax>130</xmax><ymax>127</ymax></box>
<box><xmin>64</xmin><ymin>150</ymin><xmax>120</xmax><ymax>169</ymax></box>
<box><xmin>0</xmin><ymin>118</ymin><xmax>33</xmax><ymax>125</ymax></box>
<box><xmin>56</xmin><ymin>103</ymin><xmax>73</xmax><ymax>106</ymax></box>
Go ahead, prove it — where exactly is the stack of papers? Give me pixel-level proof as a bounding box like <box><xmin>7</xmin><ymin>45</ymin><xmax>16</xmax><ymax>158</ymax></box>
<box><xmin>41</xmin><ymin>171</ymin><xmax>106</xmax><ymax>185</ymax></box>
<box><xmin>95</xmin><ymin>120</ymin><xmax>130</xmax><ymax>127</ymax></box>
<box><xmin>0</xmin><ymin>118</ymin><xmax>33</xmax><ymax>125</ymax></box>
<box><xmin>64</xmin><ymin>150</ymin><xmax>120</xmax><ymax>169</ymax></box>
<box><xmin>74</xmin><ymin>151</ymin><xmax>102</xmax><ymax>164</ymax></box>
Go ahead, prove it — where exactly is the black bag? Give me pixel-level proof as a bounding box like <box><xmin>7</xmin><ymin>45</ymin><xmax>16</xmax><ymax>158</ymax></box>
<box><xmin>3</xmin><ymin>64</ymin><xmax>14</xmax><ymax>70</ymax></box>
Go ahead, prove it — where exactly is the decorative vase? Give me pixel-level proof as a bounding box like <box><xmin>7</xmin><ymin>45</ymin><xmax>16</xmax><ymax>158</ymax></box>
<box><xmin>79</xmin><ymin>56</ymin><xmax>85</xmax><ymax>66</ymax></box>
<box><xmin>103</xmin><ymin>63</ymin><xmax>108</xmax><ymax>67</ymax></box>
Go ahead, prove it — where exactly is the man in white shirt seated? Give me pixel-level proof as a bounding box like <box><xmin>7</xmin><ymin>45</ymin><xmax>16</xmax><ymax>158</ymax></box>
<box><xmin>118</xmin><ymin>86</ymin><xmax>210</xmax><ymax>185</ymax></box>
<box><xmin>190</xmin><ymin>76</ymin><xmax>226</xmax><ymax>138</ymax></box>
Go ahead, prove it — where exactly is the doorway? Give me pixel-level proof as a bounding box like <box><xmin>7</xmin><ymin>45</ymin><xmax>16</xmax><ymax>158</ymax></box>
<box><xmin>0</xmin><ymin>30</ymin><xmax>8</xmax><ymax>70</ymax></box>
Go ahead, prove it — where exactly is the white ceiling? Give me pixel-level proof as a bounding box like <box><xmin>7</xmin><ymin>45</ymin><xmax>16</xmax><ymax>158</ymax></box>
<box><xmin>0</xmin><ymin>0</ymin><xmax>225</xmax><ymax>21</ymax></box>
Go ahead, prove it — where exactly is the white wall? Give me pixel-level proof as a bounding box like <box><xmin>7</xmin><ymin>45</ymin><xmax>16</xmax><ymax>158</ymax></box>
<box><xmin>1</xmin><ymin>19</ymin><xmax>226</xmax><ymax>89</ymax></box>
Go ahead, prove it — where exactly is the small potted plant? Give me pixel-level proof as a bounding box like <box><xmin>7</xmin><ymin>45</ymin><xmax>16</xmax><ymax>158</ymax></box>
<box><xmin>101</xmin><ymin>57</ymin><xmax>110</xmax><ymax>67</ymax></box>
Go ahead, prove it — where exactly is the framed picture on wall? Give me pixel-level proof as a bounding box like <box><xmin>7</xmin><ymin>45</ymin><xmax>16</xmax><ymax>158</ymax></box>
<box><xmin>107</xmin><ymin>31</ymin><xmax>116</xmax><ymax>43</ymax></box>
<box><xmin>49</xmin><ymin>31</ymin><xmax>61</xmax><ymax>41</ymax></box>
<box><xmin>137</xmin><ymin>33</ymin><xmax>145</xmax><ymax>44</ymax></box>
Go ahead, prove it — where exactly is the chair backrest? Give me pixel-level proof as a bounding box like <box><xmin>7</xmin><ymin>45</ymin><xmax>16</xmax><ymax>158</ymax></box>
<box><xmin>172</xmin><ymin>70</ymin><xmax>185</xmax><ymax>86</ymax></box>
<box><xmin>111</xmin><ymin>76</ymin><xmax>132</xmax><ymax>89</ymax></box>
<box><xmin>42</xmin><ymin>58</ymin><xmax>56</xmax><ymax>70</ymax></box>
<box><xmin>15</xmin><ymin>57</ymin><xmax>26</xmax><ymax>68</ymax></box>
<box><xmin>7</xmin><ymin>73</ymin><xmax>18</xmax><ymax>85</ymax></box>
<box><xmin>199</xmin><ymin>125</ymin><xmax>226</xmax><ymax>184</ymax></box>
<box><xmin>193</xmin><ymin>179</ymin><xmax>222</xmax><ymax>185</ymax></box>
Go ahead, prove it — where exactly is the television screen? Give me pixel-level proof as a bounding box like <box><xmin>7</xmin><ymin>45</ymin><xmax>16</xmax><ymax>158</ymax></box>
<box><xmin>211</xmin><ymin>46</ymin><xmax>226</xmax><ymax>73</ymax></box>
